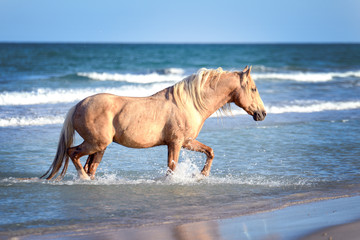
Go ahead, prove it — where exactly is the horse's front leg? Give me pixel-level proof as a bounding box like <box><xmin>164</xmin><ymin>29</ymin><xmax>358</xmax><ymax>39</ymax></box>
<box><xmin>167</xmin><ymin>143</ymin><xmax>181</xmax><ymax>174</ymax></box>
<box><xmin>183</xmin><ymin>139</ymin><xmax>214</xmax><ymax>176</ymax></box>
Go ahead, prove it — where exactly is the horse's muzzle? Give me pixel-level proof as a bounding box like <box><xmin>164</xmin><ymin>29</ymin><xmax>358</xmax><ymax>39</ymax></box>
<box><xmin>253</xmin><ymin>111</ymin><xmax>266</xmax><ymax>121</ymax></box>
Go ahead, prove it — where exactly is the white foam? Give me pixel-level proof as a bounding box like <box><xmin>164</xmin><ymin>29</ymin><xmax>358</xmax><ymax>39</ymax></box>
<box><xmin>163</xmin><ymin>158</ymin><xmax>204</xmax><ymax>184</ymax></box>
<box><xmin>0</xmin><ymin>83</ymin><xmax>172</xmax><ymax>106</ymax></box>
<box><xmin>253</xmin><ymin>70</ymin><xmax>360</xmax><ymax>82</ymax></box>
<box><xmin>0</xmin><ymin>115</ymin><xmax>65</xmax><ymax>127</ymax></box>
<box><xmin>161</xmin><ymin>68</ymin><xmax>185</xmax><ymax>75</ymax></box>
<box><xmin>210</xmin><ymin>100</ymin><xmax>360</xmax><ymax>118</ymax></box>
<box><xmin>78</xmin><ymin>69</ymin><xmax>185</xmax><ymax>83</ymax></box>
<box><xmin>2</xmin><ymin>100</ymin><xmax>359</xmax><ymax>127</ymax></box>
<box><xmin>266</xmin><ymin>100</ymin><xmax>360</xmax><ymax>114</ymax></box>
<box><xmin>0</xmin><ymin>169</ymin><xmax>312</xmax><ymax>188</ymax></box>
<box><xmin>0</xmin><ymin>149</ymin><xmax>312</xmax><ymax>187</ymax></box>
<box><xmin>81</xmin><ymin>69</ymin><xmax>360</xmax><ymax>83</ymax></box>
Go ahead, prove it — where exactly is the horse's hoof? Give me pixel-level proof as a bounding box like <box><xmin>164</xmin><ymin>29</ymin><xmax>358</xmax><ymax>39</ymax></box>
<box><xmin>166</xmin><ymin>169</ymin><xmax>174</xmax><ymax>176</ymax></box>
<box><xmin>200</xmin><ymin>171</ymin><xmax>210</xmax><ymax>177</ymax></box>
<box><xmin>192</xmin><ymin>173</ymin><xmax>206</xmax><ymax>181</ymax></box>
<box><xmin>79</xmin><ymin>175</ymin><xmax>91</xmax><ymax>180</ymax></box>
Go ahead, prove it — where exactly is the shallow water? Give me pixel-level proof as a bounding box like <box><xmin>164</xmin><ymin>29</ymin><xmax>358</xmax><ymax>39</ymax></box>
<box><xmin>0</xmin><ymin>44</ymin><xmax>360</xmax><ymax>235</ymax></box>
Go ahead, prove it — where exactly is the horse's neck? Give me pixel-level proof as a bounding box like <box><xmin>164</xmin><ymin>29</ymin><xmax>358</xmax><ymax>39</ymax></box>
<box><xmin>153</xmin><ymin>73</ymin><xmax>235</xmax><ymax>119</ymax></box>
<box><xmin>201</xmin><ymin>74</ymin><xmax>235</xmax><ymax>119</ymax></box>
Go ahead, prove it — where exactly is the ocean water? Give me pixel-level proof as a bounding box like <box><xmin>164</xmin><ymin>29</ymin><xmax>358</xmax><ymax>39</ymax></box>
<box><xmin>0</xmin><ymin>44</ymin><xmax>360</xmax><ymax>236</ymax></box>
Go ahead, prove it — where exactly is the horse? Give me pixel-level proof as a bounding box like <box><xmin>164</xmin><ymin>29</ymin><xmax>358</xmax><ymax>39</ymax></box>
<box><xmin>41</xmin><ymin>66</ymin><xmax>266</xmax><ymax>180</ymax></box>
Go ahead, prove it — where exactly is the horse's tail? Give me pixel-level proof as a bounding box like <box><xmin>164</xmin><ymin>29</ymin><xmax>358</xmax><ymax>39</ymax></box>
<box><xmin>40</xmin><ymin>105</ymin><xmax>76</xmax><ymax>180</ymax></box>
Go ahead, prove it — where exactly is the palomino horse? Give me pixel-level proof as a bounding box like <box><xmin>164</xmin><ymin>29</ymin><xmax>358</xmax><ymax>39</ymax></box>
<box><xmin>41</xmin><ymin>66</ymin><xmax>266</xmax><ymax>180</ymax></box>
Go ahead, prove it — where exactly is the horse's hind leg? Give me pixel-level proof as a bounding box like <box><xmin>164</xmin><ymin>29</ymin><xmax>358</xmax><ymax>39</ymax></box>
<box><xmin>84</xmin><ymin>149</ymin><xmax>106</xmax><ymax>180</ymax></box>
<box><xmin>84</xmin><ymin>154</ymin><xmax>95</xmax><ymax>174</ymax></box>
<box><xmin>68</xmin><ymin>142</ymin><xmax>102</xmax><ymax>180</ymax></box>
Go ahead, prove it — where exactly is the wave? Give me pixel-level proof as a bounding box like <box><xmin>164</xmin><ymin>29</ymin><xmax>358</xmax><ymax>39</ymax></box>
<box><xmin>0</xmin><ymin>83</ymin><xmax>172</xmax><ymax>106</ymax></box>
<box><xmin>78</xmin><ymin>68</ymin><xmax>360</xmax><ymax>83</ymax></box>
<box><xmin>78</xmin><ymin>68</ymin><xmax>186</xmax><ymax>83</ymax></box>
<box><xmin>265</xmin><ymin>100</ymin><xmax>360</xmax><ymax>114</ymax></box>
<box><xmin>0</xmin><ymin>116</ymin><xmax>64</xmax><ymax>127</ymax></box>
<box><xmin>2</xmin><ymin>100</ymin><xmax>359</xmax><ymax>127</ymax></box>
<box><xmin>252</xmin><ymin>70</ymin><xmax>360</xmax><ymax>82</ymax></box>
<box><xmin>227</xmin><ymin>100</ymin><xmax>360</xmax><ymax>116</ymax></box>
<box><xmin>225</xmin><ymin>100</ymin><xmax>360</xmax><ymax>116</ymax></box>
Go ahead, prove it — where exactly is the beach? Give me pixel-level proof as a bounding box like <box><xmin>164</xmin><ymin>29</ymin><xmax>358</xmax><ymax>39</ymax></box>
<box><xmin>302</xmin><ymin>220</ymin><xmax>360</xmax><ymax>240</ymax></box>
<box><xmin>3</xmin><ymin>196</ymin><xmax>358</xmax><ymax>240</ymax></box>
<box><xmin>1</xmin><ymin>44</ymin><xmax>360</xmax><ymax>239</ymax></box>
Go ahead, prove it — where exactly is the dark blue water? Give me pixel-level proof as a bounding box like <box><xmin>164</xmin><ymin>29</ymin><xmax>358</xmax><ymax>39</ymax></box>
<box><xmin>0</xmin><ymin>43</ymin><xmax>360</xmax><ymax>237</ymax></box>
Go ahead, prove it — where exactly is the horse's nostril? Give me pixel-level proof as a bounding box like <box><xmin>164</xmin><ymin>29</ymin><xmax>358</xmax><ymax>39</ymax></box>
<box><xmin>253</xmin><ymin>111</ymin><xmax>266</xmax><ymax>121</ymax></box>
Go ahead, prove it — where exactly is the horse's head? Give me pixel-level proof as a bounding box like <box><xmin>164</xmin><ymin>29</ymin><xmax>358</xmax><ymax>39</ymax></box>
<box><xmin>233</xmin><ymin>66</ymin><xmax>266</xmax><ymax>121</ymax></box>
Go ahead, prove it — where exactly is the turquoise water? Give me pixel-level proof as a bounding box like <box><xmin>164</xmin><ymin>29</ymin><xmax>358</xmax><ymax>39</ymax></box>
<box><xmin>0</xmin><ymin>44</ymin><xmax>360</xmax><ymax>236</ymax></box>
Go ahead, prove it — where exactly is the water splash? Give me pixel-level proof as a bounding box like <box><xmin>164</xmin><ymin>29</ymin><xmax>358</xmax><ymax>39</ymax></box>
<box><xmin>0</xmin><ymin>159</ymin><xmax>315</xmax><ymax>188</ymax></box>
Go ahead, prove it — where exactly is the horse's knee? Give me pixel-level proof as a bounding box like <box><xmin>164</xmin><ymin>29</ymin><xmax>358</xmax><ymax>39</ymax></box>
<box><xmin>207</xmin><ymin>148</ymin><xmax>214</xmax><ymax>159</ymax></box>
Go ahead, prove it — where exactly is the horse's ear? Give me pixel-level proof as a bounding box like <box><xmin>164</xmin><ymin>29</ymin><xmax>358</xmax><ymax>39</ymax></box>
<box><xmin>240</xmin><ymin>65</ymin><xmax>251</xmax><ymax>86</ymax></box>
<box><xmin>243</xmin><ymin>66</ymin><xmax>252</xmax><ymax>77</ymax></box>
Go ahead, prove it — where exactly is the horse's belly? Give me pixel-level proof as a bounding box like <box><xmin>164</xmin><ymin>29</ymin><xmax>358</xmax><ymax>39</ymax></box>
<box><xmin>113</xmin><ymin>126</ymin><xmax>164</xmax><ymax>148</ymax></box>
<box><xmin>112</xmin><ymin>99</ymin><xmax>171</xmax><ymax>148</ymax></box>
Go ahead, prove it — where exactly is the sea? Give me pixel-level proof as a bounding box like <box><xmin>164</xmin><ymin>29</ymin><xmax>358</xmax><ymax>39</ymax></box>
<box><xmin>0</xmin><ymin>43</ymin><xmax>360</xmax><ymax>237</ymax></box>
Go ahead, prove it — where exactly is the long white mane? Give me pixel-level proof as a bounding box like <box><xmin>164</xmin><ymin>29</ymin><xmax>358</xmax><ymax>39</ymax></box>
<box><xmin>173</xmin><ymin>67</ymin><xmax>231</xmax><ymax>115</ymax></box>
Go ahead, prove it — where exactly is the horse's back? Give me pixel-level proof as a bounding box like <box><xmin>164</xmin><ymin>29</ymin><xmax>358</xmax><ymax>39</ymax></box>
<box><xmin>75</xmin><ymin>93</ymin><xmax>123</xmax><ymax>121</ymax></box>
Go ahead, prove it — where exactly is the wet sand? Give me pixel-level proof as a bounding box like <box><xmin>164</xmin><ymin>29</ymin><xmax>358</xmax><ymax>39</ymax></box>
<box><xmin>301</xmin><ymin>221</ymin><xmax>360</xmax><ymax>240</ymax></box>
<box><xmin>8</xmin><ymin>195</ymin><xmax>360</xmax><ymax>240</ymax></box>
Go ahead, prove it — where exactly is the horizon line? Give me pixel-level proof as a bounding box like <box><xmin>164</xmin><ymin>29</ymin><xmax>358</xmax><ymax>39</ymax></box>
<box><xmin>1</xmin><ymin>41</ymin><xmax>360</xmax><ymax>45</ymax></box>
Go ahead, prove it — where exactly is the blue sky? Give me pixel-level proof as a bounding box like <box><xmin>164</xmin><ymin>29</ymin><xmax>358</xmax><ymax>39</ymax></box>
<box><xmin>0</xmin><ymin>0</ymin><xmax>359</xmax><ymax>43</ymax></box>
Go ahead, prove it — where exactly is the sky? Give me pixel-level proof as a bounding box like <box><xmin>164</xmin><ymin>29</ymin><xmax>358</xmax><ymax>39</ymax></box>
<box><xmin>0</xmin><ymin>0</ymin><xmax>359</xmax><ymax>43</ymax></box>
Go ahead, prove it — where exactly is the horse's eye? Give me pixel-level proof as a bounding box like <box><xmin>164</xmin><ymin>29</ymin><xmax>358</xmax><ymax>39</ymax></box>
<box><xmin>251</xmin><ymin>88</ymin><xmax>257</xmax><ymax>92</ymax></box>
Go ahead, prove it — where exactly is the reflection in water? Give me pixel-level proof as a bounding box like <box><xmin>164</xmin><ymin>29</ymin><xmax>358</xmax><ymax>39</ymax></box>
<box><xmin>173</xmin><ymin>221</ymin><xmax>220</xmax><ymax>240</ymax></box>
<box><xmin>217</xmin><ymin>217</ymin><xmax>281</xmax><ymax>240</ymax></box>
<box><xmin>172</xmin><ymin>219</ymin><xmax>280</xmax><ymax>240</ymax></box>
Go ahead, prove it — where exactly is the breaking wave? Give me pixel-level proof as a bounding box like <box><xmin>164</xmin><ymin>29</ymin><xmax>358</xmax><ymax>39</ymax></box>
<box><xmin>230</xmin><ymin>100</ymin><xmax>360</xmax><ymax>116</ymax></box>
<box><xmin>252</xmin><ymin>70</ymin><xmax>360</xmax><ymax>82</ymax></box>
<box><xmin>0</xmin><ymin>84</ymin><xmax>172</xmax><ymax>106</ymax></box>
<box><xmin>78</xmin><ymin>68</ymin><xmax>186</xmax><ymax>83</ymax></box>
<box><xmin>79</xmin><ymin>69</ymin><xmax>360</xmax><ymax>83</ymax></box>
<box><xmin>0</xmin><ymin>115</ymin><xmax>64</xmax><ymax>127</ymax></box>
<box><xmin>2</xmin><ymin>100</ymin><xmax>359</xmax><ymax>127</ymax></box>
<box><xmin>265</xmin><ymin>100</ymin><xmax>360</xmax><ymax>114</ymax></box>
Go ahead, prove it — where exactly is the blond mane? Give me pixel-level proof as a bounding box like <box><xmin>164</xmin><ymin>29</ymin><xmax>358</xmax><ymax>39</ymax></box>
<box><xmin>173</xmin><ymin>68</ymin><xmax>232</xmax><ymax>115</ymax></box>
